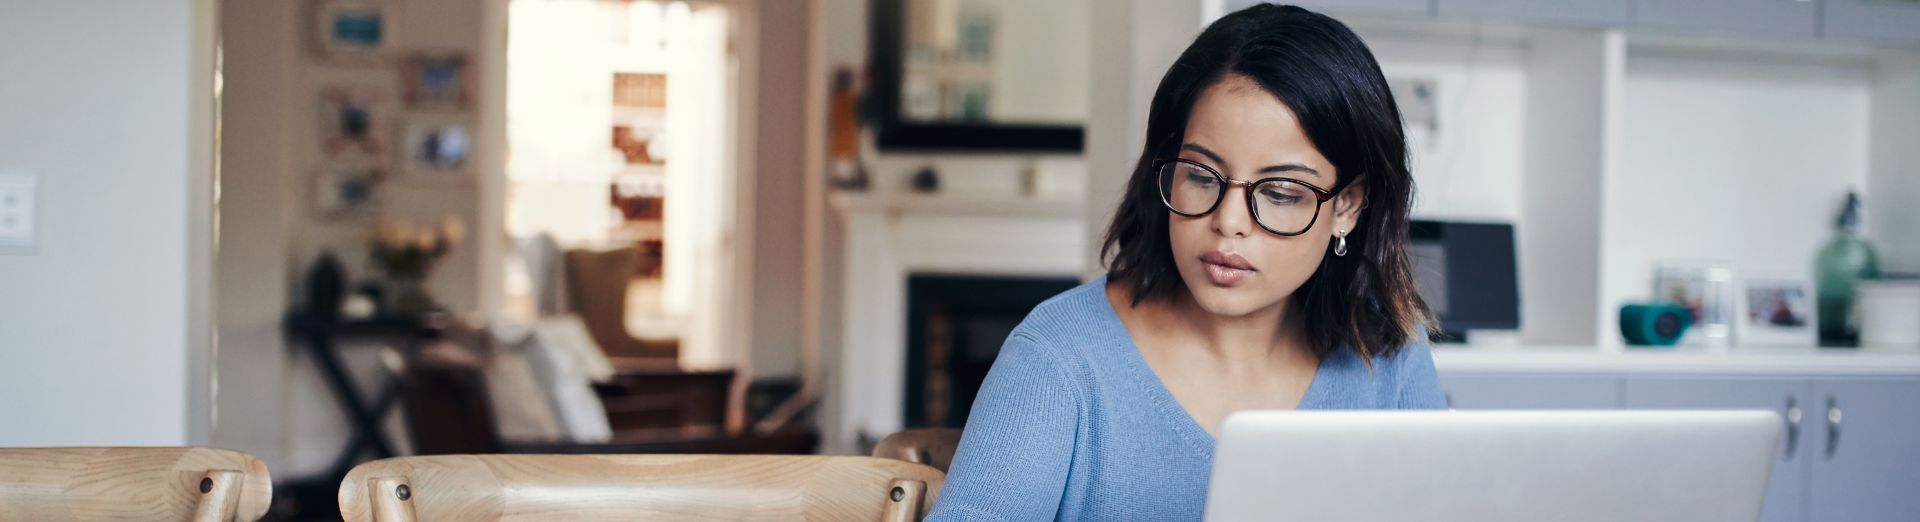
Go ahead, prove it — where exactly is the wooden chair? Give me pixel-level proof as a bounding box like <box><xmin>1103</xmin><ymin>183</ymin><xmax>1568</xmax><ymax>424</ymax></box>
<box><xmin>0</xmin><ymin>447</ymin><xmax>272</xmax><ymax>521</ymax></box>
<box><xmin>871</xmin><ymin>428</ymin><xmax>962</xmax><ymax>473</ymax></box>
<box><xmin>337</xmin><ymin>454</ymin><xmax>943</xmax><ymax>521</ymax></box>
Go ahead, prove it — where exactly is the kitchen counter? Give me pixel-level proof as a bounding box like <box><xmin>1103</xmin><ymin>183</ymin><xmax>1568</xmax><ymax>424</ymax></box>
<box><xmin>1432</xmin><ymin>345</ymin><xmax>1920</xmax><ymax>376</ymax></box>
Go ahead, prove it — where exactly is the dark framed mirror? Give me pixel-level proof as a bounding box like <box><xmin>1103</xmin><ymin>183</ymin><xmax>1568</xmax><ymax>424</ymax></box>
<box><xmin>869</xmin><ymin>0</ymin><xmax>1087</xmax><ymax>152</ymax></box>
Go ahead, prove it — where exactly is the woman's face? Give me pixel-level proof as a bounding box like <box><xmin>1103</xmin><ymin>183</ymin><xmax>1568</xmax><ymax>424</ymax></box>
<box><xmin>1167</xmin><ymin>74</ymin><xmax>1366</xmax><ymax>318</ymax></box>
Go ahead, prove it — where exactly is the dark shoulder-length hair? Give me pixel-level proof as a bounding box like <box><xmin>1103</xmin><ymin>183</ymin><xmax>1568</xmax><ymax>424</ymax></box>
<box><xmin>1101</xmin><ymin>3</ymin><xmax>1434</xmax><ymax>362</ymax></box>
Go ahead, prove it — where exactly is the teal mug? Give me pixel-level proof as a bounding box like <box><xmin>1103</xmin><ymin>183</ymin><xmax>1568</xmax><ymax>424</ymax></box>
<box><xmin>1621</xmin><ymin>303</ymin><xmax>1693</xmax><ymax>347</ymax></box>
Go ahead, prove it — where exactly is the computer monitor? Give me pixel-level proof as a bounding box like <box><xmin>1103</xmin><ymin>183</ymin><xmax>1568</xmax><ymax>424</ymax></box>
<box><xmin>1408</xmin><ymin>220</ymin><xmax>1520</xmax><ymax>339</ymax></box>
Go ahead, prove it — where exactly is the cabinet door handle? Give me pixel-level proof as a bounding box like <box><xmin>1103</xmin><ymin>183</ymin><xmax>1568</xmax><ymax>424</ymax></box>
<box><xmin>1824</xmin><ymin>396</ymin><xmax>1843</xmax><ymax>460</ymax></box>
<box><xmin>1783</xmin><ymin>395</ymin><xmax>1802</xmax><ymax>460</ymax></box>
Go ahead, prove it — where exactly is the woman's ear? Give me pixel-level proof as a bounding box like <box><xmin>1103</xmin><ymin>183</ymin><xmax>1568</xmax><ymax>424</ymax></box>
<box><xmin>1331</xmin><ymin>180</ymin><xmax>1367</xmax><ymax>235</ymax></box>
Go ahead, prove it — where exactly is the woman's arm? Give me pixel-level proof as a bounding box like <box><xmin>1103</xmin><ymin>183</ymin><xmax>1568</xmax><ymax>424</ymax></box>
<box><xmin>925</xmin><ymin>334</ymin><xmax>1081</xmax><ymax>521</ymax></box>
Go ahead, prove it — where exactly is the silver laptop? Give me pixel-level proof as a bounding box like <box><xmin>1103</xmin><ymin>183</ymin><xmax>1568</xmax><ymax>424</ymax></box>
<box><xmin>1204</xmin><ymin>410</ymin><xmax>1782</xmax><ymax>522</ymax></box>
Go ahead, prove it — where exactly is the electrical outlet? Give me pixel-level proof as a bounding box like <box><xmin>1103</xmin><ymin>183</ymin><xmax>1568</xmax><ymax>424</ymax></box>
<box><xmin>0</xmin><ymin>170</ymin><xmax>39</xmax><ymax>254</ymax></box>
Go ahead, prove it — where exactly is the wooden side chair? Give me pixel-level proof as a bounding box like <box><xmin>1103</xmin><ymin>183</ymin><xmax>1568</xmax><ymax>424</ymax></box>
<box><xmin>0</xmin><ymin>447</ymin><xmax>272</xmax><ymax>521</ymax></box>
<box><xmin>337</xmin><ymin>454</ymin><xmax>944</xmax><ymax>521</ymax></box>
<box><xmin>871</xmin><ymin>428</ymin><xmax>962</xmax><ymax>473</ymax></box>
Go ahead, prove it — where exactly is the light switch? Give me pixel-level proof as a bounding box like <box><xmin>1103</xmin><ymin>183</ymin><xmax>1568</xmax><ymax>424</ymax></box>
<box><xmin>0</xmin><ymin>170</ymin><xmax>39</xmax><ymax>254</ymax></box>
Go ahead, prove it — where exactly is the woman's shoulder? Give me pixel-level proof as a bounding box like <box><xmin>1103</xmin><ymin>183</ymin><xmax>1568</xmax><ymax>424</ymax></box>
<box><xmin>1352</xmin><ymin>336</ymin><xmax>1446</xmax><ymax>408</ymax></box>
<box><xmin>1336</xmin><ymin>336</ymin><xmax>1437</xmax><ymax>381</ymax></box>
<box><xmin>1308</xmin><ymin>334</ymin><xmax>1445</xmax><ymax>409</ymax></box>
<box><xmin>995</xmin><ymin>278</ymin><xmax>1135</xmax><ymax>373</ymax></box>
<box><xmin>1378</xmin><ymin>339</ymin><xmax>1437</xmax><ymax>372</ymax></box>
<box><xmin>1007</xmin><ymin>278</ymin><xmax>1117</xmax><ymax>340</ymax></box>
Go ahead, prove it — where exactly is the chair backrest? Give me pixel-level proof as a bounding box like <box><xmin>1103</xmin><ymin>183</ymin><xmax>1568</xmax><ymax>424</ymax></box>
<box><xmin>0</xmin><ymin>447</ymin><xmax>272</xmax><ymax>521</ymax></box>
<box><xmin>871</xmin><ymin>428</ymin><xmax>962</xmax><ymax>473</ymax></box>
<box><xmin>338</xmin><ymin>454</ymin><xmax>944</xmax><ymax>521</ymax></box>
<box><xmin>562</xmin><ymin>247</ymin><xmax>640</xmax><ymax>358</ymax></box>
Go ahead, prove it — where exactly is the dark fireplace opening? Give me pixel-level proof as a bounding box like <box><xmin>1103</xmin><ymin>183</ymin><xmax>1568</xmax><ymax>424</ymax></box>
<box><xmin>905</xmin><ymin>274</ymin><xmax>1082</xmax><ymax>429</ymax></box>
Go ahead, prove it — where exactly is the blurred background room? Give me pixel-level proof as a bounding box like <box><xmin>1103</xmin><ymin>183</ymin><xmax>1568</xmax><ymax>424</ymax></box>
<box><xmin>2</xmin><ymin>0</ymin><xmax>1918</xmax><ymax>520</ymax></box>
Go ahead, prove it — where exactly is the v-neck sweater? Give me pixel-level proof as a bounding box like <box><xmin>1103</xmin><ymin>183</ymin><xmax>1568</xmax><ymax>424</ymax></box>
<box><xmin>925</xmin><ymin>277</ymin><xmax>1447</xmax><ymax>521</ymax></box>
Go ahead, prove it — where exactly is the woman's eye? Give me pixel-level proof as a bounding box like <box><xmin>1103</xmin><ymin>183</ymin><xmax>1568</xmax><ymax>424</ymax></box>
<box><xmin>1260</xmin><ymin>188</ymin><xmax>1304</xmax><ymax>205</ymax></box>
<box><xmin>1184</xmin><ymin>170</ymin><xmax>1217</xmax><ymax>187</ymax></box>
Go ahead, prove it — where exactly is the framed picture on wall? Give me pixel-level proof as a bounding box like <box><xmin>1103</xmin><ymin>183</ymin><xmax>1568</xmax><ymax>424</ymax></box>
<box><xmin>320</xmin><ymin>86</ymin><xmax>389</xmax><ymax>161</ymax></box>
<box><xmin>400</xmin><ymin>115</ymin><xmax>472</xmax><ymax>184</ymax></box>
<box><xmin>313</xmin><ymin>0</ymin><xmax>396</xmax><ymax>64</ymax></box>
<box><xmin>1738</xmin><ymin>280</ymin><xmax>1817</xmax><ymax>347</ymax></box>
<box><xmin>312</xmin><ymin>165</ymin><xmax>386</xmax><ymax>220</ymax></box>
<box><xmin>404</xmin><ymin>52</ymin><xmax>472</xmax><ymax>110</ymax></box>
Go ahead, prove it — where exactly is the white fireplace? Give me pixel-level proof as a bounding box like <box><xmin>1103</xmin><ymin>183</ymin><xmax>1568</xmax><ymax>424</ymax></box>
<box><xmin>828</xmin><ymin>191</ymin><xmax>1088</xmax><ymax>453</ymax></box>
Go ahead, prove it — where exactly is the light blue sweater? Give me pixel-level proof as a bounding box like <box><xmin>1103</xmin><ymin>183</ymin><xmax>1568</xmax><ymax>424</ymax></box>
<box><xmin>926</xmin><ymin>278</ymin><xmax>1447</xmax><ymax>521</ymax></box>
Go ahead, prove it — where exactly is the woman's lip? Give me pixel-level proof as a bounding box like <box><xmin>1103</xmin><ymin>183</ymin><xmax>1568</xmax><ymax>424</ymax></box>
<box><xmin>1200</xmin><ymin>251</ymin><xmax>1255</xmax><ymax>271</ymax></box>
<box><xmin>1203</xmin><ymin>260</ymin><xmax>1252</xmax><ymax>287</ymax></box>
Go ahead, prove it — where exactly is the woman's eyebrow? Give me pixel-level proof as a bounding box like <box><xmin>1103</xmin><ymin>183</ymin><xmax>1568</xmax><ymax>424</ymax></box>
<box><xmin>1259</xmin><ymin>164</ymin><xmax>1321</xmax><ymax>179</ymax></box>
<box><xmin>1183</xmin><ymin>142</ymin><xmax>1322</xmax><ymax>179</ymax></box>
<box><xmin>1181</xmin><ymin>143</ymin><xmax>1227</xmax><ymax>167</ymax></box>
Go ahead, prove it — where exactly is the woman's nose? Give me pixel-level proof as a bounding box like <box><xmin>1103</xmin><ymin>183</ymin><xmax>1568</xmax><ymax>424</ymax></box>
<box><xmin>1210</xmin><ymin>185</ymin><xmax>1253</xmax><ymax>238</ymax></box>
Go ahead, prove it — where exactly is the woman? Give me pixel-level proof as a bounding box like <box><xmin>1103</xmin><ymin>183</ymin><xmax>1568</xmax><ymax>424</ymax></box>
<box><xmin>926</xmin><ymin>4</ymin><xmax>1443</xmax><ymax>520</ymax></box>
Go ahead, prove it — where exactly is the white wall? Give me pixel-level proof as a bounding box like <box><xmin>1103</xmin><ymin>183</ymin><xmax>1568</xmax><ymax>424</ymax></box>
<box><xmin>751</xmin><ymin>0</ymin><xmax>813</xmax><ymax>380</ymax></box>
<box><xmin>1519</xmin><ymin>28</ymin><xmax>1621</xmax><ymax>347</ymax></box>
<box><xmin>1357</xmin><ymin>24</ymin><xmax>1529</xmax><ymax>223</ymax></box>
<box><xmin>213</xmin><ymin>0</ymin><xmax>296</xmax><ymax>468</ymax></box>
<box><xmin>1869</xmin><ymin>49</ymin><xmax>1920</xmax><ymax>274</ymax></box>
<box><xmin>0</xmin><ymin>0</ymin><xmax>216</xmax><ymax>446</ymax></box>
<box><xmin>1604</xmin><ymin>46</ymin><xmax>1872</xmax><ymax>347</ymax></box>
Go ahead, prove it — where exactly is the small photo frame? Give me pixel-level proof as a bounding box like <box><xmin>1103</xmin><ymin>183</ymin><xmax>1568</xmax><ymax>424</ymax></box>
<box><xmin>1654</xmin><ymin>263</ymin><xmax>1735</xmax><ymax>347</ymax></box>
<box><xmin>404</xmin><ymin>53</ymin><xmax>472</xmax><ymax>110</ymax></box>
<box><xmin>313</xmin><ymin>0</ymin><xmax>396</xmax><ymax>64</ymax></box>
<box><xmin>320</xmin><ymin>86</ymin><xmax>389</xmax><ymax>160</ymax></box>
<box><xmin>1740</xmin><ymin>280</ymin><xmax>1817</xmax><ymax>347</ymax></box>
<box><xmin>313</xmin><ymin>165</ymin><xmax>386</xmax><ymax>219</ymax></box>
<box><xmin>401</xmin><ymin>116</ymin><xmax>472</xmax><ymax>183</ymax></box>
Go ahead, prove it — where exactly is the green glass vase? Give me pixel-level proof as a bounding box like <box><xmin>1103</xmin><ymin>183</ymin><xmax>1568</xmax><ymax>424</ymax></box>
<box><xmin>1816</xmin><ymin>192</ymin><xmax>1880</xmax><ymax>346</ymax></box>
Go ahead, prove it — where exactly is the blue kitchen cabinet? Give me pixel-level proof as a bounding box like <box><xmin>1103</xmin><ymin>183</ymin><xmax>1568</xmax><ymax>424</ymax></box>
<box><xmin>1624</xmin><ymin>376</ymin><xmax>1812</xmax><ymax>522</ymax></box>
<box><xmin>1807</xmin><ymin>377</ymin><xmax>1920</xmax><ymax>522</ymax></box>
<box><xmin>1438</xmin><ymin>373</ymin><xmax>1623</xmax><ymax>409</ymax></box>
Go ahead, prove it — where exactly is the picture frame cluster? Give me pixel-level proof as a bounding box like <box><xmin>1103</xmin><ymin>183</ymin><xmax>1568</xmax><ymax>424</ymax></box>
<box><xmin>311</xmin><ymin>0</ymin><xmax>474</xmax><ymax>220</ymax></box>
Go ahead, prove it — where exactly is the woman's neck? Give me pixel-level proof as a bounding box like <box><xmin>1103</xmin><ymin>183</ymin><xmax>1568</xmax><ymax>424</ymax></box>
<box><xmin>1174</xmin><ymin>286</ymin><xmax>1308</xmax><ymax>368</ymax></box>
<box><xmin>1115</xmin><ymin>280</ymin><xmax>1313</xmax><ymax>370</ymax></box>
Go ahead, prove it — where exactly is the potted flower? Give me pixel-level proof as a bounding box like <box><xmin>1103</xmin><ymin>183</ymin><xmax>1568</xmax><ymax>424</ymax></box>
<box><xmin>368</xmin><ymin>216</ymin><xmax>465</xmax><ymax>317</ymax></box>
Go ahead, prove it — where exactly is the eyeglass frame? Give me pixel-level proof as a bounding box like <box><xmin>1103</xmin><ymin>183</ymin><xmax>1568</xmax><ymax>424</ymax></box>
<box><xmin>1152</xmin><ymin>157</ymin><xmax>1347</xmax><ymax>237</ymax></box>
